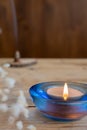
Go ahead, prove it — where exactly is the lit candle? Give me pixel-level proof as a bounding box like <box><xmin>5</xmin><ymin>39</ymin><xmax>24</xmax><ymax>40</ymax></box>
<box><xmin>30</xmin><ymin>81</ymin><xmax>87</xmax><ymax>121</ymax></box>
<box><xmin>47</xmin><ymin>83</ymin><xmax>83</xmax><ymax>100</ymax></box>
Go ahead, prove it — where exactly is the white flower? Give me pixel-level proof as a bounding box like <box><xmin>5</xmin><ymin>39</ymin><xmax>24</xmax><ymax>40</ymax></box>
<box><xmin>23</xmin><ymin>108</ymin><xmax>29</xmax><ymax>118</ymax></box>
<box><xmin>4</xmin><ymin>77</ymin><xmax>16</xmax><ymax>88</ymax></box>
<box><xmin>16</xmin><ymin>121</ymin><xmax>23</xmax><ymax>130</ymax></box>
<box><xmin>3</xmin><ymin>63</ymin><xmax>10</xmax><ymax>68</ymax></box>
<box><xmin>8</xmin><ymin>116</ymin><xmax>15</xmax><ymax>124</ymax></box>
<box><xmin>0</xmin><ymin>103</ymin><xmax>8</xmax><ymax>112</ymax></box>
<box><xmin>8</xmin><ymin>90</ymin><xmax>29</xmax><ymax>120</ymax></box>
<box><xmin>1</xmin><ymin>95</ymin><xmax>8</xmax><ymax>102</ymax></box>
<box><xmin>17</xmin><ymin>90</ymin><xmax>28</xmax><ymax>107</ymax></box>
<box><xmin>27</xmin><ymin>125</ymin><xmax>36</xmax><ymax>130</ymax></box>
<box><xmin>10</xmin><ymin>90</ymin><xmax>28</xmax><ymax>119</ymax></box>
<box><xmin>0</xmin><ymin>67</ymin><xmax>8</xmax><ymax>78</ymax></box>
<box><xmin>0</xmin><ymin>89</ymin><xmax>8</xmax><ymax>102</ymax></box>
<box><xmin>3</xmin><ymin>89</ymin><xmax>10</xmax><ymax>94</ymax></box>
<box><xmin>11</xmin><ymin>103</ymin><xmax>23</xmax><ymax>118</ymax></box>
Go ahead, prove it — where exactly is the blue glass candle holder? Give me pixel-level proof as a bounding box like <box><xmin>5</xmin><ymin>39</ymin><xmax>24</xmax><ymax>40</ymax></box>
<box><xmin>29</xmin><ymin>81</ymin><xmax>87</xmax><ymax>122</ymax></box>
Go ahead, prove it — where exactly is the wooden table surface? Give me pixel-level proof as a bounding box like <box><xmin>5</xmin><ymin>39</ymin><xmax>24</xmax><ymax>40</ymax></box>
<box><xmin>0</xmin><ymin>59</ymin><xmax>87</xmax><ymax>130</ymax></box>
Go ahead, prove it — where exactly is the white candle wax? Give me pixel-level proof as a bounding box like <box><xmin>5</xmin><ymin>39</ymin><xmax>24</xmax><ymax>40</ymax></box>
<box><xmin>47</xmin><ymin>87</ymin><xmax>83</xmax><ymax>98</ymax></box>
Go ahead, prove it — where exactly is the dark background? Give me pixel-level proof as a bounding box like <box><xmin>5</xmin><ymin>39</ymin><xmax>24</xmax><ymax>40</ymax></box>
<box><xmin>0</xmin><ymin>0</ymin><xmax>87</xmax><ymax>58</ymax></box>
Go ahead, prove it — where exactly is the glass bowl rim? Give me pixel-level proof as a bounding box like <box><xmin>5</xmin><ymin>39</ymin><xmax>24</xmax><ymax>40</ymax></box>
<box><xmin>29</xmin><ymin>81</ymin><xmax>87</xmax><ymax>105</ymax></box>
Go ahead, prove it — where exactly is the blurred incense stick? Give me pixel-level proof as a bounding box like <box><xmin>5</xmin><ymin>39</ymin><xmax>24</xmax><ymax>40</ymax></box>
<box><xmin>10</xmin><ymin>0</ymin><xmax>18</xmax><ymax>50</ymax></box>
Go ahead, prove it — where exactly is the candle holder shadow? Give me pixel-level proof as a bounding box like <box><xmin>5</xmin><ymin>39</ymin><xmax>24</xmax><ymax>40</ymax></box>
<box><xmin>29</xmin><ymin>81</ymin><xmax>87</xmax><ymax>122</ymax></box>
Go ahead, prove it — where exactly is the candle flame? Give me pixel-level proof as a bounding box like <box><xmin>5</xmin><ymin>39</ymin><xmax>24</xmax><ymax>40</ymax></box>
<box><xmin>63</xmin><ymin>83</ymin><xmax>68</xmax><ymax>101</ymax></box>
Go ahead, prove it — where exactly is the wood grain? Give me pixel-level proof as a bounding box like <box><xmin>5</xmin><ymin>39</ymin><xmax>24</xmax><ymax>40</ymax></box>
<box><xmin>0</xmin><ymin>0</ymin><xmax>15</xmax><ymax>57</ymax></box>
<box><xmin>0</xmin><ymin>59</ymin><xmax>87</xmax><ymax>129</ymax></box>
<box><xmin>15</xmin><ymin>0</ymin><xmax>87</xmax><ymax>58</ymax></box>
<box><xmin>1</xmin><ymin>0</ymin><xmax>87</xmax><ymax>58</ymax></box>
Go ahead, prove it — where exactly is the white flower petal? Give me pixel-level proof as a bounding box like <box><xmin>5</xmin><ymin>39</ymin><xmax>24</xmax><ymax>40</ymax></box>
<box><xmin>11</xmin><ymin>103</ymin><xmax>24</xmax><ymax>118</ymax></box>
<box><xmin>0</xmin><ymin>67</ymin><xmax>8</xmax><ymax>78</ymax></box>
<box><xmin>4</xmin><ymin>77</ymin><xmax>16</xmax><ymax>89</ymax></box>
<box><xmin>23</xmin><ymin>108</ymin><xmax>29</xmax><ymax>118</ymax></box>
<box><xmin>27</xmin><ymin>125</ymin><xmax>36</xmax><ymax>130</ymax></box>
<box><xmin>17</xmin><ymin>90</ymin><xmax>28</xmax><ymax>107</ymax></box>
<box><xmin>16</xmin><ymin>121</ymin><xmax>23</xmax><ymax>130</ymax></box>
<box><xmin>3</xmin><ymin>63</ymin><xmax>10</xmax><ymax>68</ymax></box>
<box><xmin>3</xmin><ymin>89</ymin><xmax>10</xmax><ymax>94</ymax></box>
<box><xmin>11</xmin><ymin>104</ymin><xmax>21</xmax><ymax>118</ymax></box>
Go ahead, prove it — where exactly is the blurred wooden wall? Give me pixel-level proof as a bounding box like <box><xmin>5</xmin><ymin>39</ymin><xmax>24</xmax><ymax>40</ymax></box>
<box><xmin>0</xmin><ymin>0</ymin><xmax>87</xmax><ymax>58</ymax></box>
